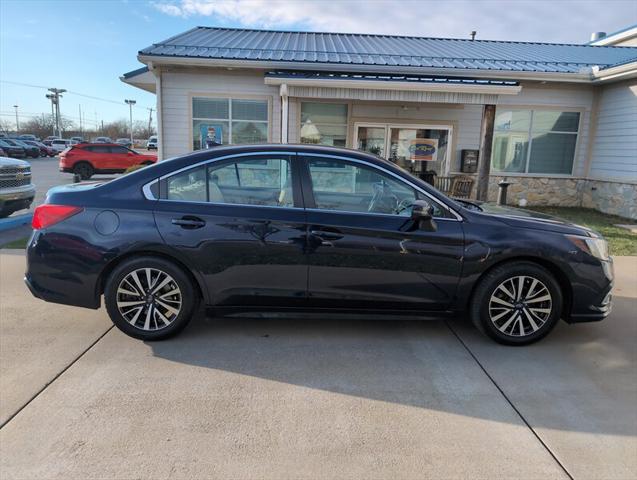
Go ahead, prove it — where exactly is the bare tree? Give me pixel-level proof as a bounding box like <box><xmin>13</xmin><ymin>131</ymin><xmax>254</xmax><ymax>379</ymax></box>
<box><xmin>19</xmin><ymin>114</ymin><xmax>75</xmax><ymax>139</ymax></box>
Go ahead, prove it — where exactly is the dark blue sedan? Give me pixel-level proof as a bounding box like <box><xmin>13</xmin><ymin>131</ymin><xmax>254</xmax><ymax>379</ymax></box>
<box><xmin>25</xmin><ymin>144</ymin><xmax>613</xmax><ymax>345</ymax></box>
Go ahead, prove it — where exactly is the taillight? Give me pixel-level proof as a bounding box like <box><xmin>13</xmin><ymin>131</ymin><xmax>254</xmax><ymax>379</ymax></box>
<box><xmin>32</xmin><ymin>205</ymin><xmax>83</xmax><ymax>230</ymax></box>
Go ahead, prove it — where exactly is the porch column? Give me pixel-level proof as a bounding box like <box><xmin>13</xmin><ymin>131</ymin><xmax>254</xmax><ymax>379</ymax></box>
<box><xmin>476</xmin><ymin>104</ymin><xmax>496</xmax><ymax>201</ymax></box>
<box><xmin>280</xmin><ymin>84</ymin><xmax>288</xmax><ymax>144</ymax></box>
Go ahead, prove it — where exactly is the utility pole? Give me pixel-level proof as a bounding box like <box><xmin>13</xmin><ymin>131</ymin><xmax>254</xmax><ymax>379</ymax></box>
<box><xmin>13</xmin><ymin>105</ymin><xmax>19</xmax><ymax>133</ymax></box>
<box><xmin>125</xmin><ymin>99</ymin><xmax>136</xmax><ymax>143</ymax></box>
<box><xmin>147</xmin><ymin>107</ymin><xmax>154</xmax><ymax>136</ymax></box>
<box><xmin>48</xmin><ymin>88</ymin><xmax>66</xmax><ymax>138</ymax></box>
<box><xmin>78</xmin><ymin>105</ymin><xmax>83</xmax><ymax>138</ymax></box>
<box><xmin>46</xmin><ymin>95</ymin><xmax>56</xmax><ymax>135</ymax></box>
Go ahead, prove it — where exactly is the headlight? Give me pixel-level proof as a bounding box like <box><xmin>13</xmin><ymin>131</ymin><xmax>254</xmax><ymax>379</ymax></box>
<box><xmin>566</xmin><ymin>234</ymin><xmax>609</xmax><ymax>261</ymax></box>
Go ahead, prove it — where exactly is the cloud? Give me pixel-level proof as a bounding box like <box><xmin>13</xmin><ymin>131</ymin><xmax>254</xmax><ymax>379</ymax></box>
<box><xmin>151</xmin><ymin>0</ymin><xmax>637</xmax><ymax>43</ymax></box>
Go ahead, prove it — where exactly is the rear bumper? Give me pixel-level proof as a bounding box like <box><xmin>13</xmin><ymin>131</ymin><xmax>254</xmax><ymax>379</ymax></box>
<box><xmin>0</xmin><ymin>185</ymin><xmax>35</xmax><ymax>211</ymax></box>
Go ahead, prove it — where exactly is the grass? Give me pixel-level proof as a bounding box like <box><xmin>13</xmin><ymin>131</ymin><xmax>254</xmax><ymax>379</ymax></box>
<box><xmin>0</xmin><ymin>237</ymin><xmax>29</xmax><ymax>249</ymax></box>
<box><xmin>526</xmin><ymin>207</ymin><xmax>637</xmax><ymax>256</ymax></box>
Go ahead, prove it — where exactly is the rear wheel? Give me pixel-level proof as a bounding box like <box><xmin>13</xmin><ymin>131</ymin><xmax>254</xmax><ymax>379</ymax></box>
<box><xmin>73</xmin><ymin>162</ymin><xmax>94</xmax><ymax>180</ymax></box>
<box><xmin>470</xmin><ymin>262</ymin><xmax>563</xmax><ymax>345</ymax></box>
<box><xmin>104</xmin><ymin>256</ymin><xmax>198</xmax><ymax>340</ymax></box>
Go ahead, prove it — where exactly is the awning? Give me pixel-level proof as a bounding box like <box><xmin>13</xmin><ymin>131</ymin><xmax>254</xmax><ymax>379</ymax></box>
<box><xmin>265</xmin><ymin>70</ymin><xmax>521</xmax><ymax>104</ymax></box>
<box><xmin>120</xmin><ymin>66</ymin><xmax>156</xmax><ymax>93</ymax></box>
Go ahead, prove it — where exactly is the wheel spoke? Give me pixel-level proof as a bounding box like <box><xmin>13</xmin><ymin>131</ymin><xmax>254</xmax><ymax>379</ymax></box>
<box><xmin>130</xmin><ymin>271</ymin><xmax>146</xmax><ymax>296</ymax></box>
<box><xmin>117</xmin><ymin>300</ymin><xmax>146</xmax><ymax>308</ymax></box>
<box><xmin>126</xmin><ymin>306</ymin><xmax>144</xmax><ymax>325</ymax></box>
<box><xmin>491</xmin><ymin>309</ymin><xmax>512</xmax><ymax>322</ymax></box>
<box><xmin>526</xmin><ymin>294</ymin><xmax>551</xmax><ymax>304</ymax></box>
<box><xmin>491</xmin><ymin>296</ymin><xmax>515</xmax><ymax>308</ymax></box>
<box><xmin>517</xmin><ymin>276</ymin><xmax>525</xmax><ymax>301</ymax></box>
<box><xmin>117</xmin><ymin>287</ymin><xmax>140</xmax><ymax>297</ymax></box>
<box><xmin>151</xmin><ymin>275</ymin><xmax>173</xmax><ymax>295</ymax></box>
<box><xmin>497</xmin><ymin>283</ymin><xmax>516</xmax><ymax>301</ymax></box>
<box><xmin>155</xmin><ymin>298</ymin><xmax>180</xmax><ymax>316</ymax></box>
<box><xmin>522</xmin><ymin>308</ymin><xmax>539</xmax><ymax>332</ymax></box>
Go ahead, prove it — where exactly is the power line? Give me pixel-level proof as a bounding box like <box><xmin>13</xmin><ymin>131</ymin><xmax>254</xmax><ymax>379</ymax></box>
<box><xmin>0</xmin><ymin>80</ymin><xmax>155</xmax><ymax>110</ymax></box>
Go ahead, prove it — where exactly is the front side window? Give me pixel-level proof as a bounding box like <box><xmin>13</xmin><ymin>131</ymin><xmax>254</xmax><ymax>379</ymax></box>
<box><xmin>300</xmin><ymin>103</ymin><xmax>348</xmax><ymax>147</ymax></box>
<box><xmin>166</xmin><ymin>156</ymin><xmax>293</xmax><ymax>208</ymax></box>
<box><xmin>307</xmin><ymin>157</ymin><xmax>447</xmax><ymax>217</ymax></box>
<box><xmin>491</xmin><ymin>109</ymin><xmax>580</xmax><ymax>175</ymax></box>
<box><xmin>192</xmin><ymin>97</ymin><xmax>268</xmax><ymax>150</ymax></box>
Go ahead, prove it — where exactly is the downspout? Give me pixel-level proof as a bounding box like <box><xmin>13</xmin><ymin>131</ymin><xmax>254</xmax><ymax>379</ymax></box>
<box><xmin>149</xmin><ymin>62</ymin><xmax>164</xmax><ymax>161</ymax></box>
<box><xmin>280</xmin><ymin>83</ymin><xmax>288</xmax><ymax>144</ymax></box>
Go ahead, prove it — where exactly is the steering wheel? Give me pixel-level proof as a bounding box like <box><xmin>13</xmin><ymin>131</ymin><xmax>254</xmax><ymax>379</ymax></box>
<box><xmin>394</xmin><ymin>198</ymin><xmax>414</xmax><ymax>215</ymax></box>
<box><xmin>367</xmin><ymin>182</ymin><xmax>384</xmax><ymax>212</ymax></box>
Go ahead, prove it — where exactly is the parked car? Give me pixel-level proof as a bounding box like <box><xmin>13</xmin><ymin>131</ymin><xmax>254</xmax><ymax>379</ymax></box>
<box><xmin>43</xmin><ymin>136</ymin><xmax>61</xmax><ymax>146</ymax></box>
<box><xmin>50</xmin><ymin>139</ymin><xmax>72</xmax><ymax>153</ymax></box>
<box><xmin>26</xmin><ymin>144</ymin><xmax>613</xmax><ymax>345</ymax></box>
<box><xmin>58</xmin><ymin>143</ymin><xmax>157</xmax><ymax>179</ymax></box>
<box><xmin>18</xmin><ymin>134</ymin><xmax>38</xmax><ymax>141</ymax></box>
<box><xmin>147</xmin><ymin>136</ymin><xmax>158</xmax><ymax>150</ymax></box>
<box><xmin>70</xmin><ymin>136</ymin><xmax>84</xmax><ymax>143</ymax></box>
<box><xmin>0</xmin><ymin>156</ymin><xmax>35</xmax><ymax>218</ymax></box>
<box><xmin>93</xmin><ymin>136</ymin><xmax>112</xmax><ymax>143</ymax></box>
<box><xmin>115</xmin><ymin>138</ymin><xmax>133</xmax><ymax>147</ymax></box>
<box><xmin>3</xmin><ymin>139</ymin><xmax>39</xmax><ymax>158</ymax></box>
<box><xmin>22</xmin><ymin>140</ymin><xmax>56</xmax><ymax>157</ymax></box>
<box><xmin>0</xmin><ymin>139</ymin><xmax>26</xmax><ymax>158</ymax></box>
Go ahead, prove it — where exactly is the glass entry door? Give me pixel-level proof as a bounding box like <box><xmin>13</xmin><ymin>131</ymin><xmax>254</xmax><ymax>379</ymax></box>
<box><xmin>355</xmin><ymin>123</ymin><xmax>452</xmax><ymax>177</ymax></box>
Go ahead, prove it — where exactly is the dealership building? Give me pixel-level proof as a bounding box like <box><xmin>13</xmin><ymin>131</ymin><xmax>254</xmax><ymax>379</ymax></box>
<box><xmin>122</xmin><ymin>25</ymin><xmax>637</xmax><ymax>218</ymax></box>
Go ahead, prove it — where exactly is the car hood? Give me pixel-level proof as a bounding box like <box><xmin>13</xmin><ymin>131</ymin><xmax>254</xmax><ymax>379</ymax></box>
<box><xmin>0</xmin><ymin>156</ymin><xmax>30</xmax><ymax>167</ymax></box>
<box><xmin>472</xmin><ymin>203</ymin><xmax>600</xmax><ymax>237</ymax></box>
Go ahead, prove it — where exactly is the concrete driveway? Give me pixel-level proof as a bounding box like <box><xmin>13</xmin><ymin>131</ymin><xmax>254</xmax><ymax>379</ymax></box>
<box><xmin>1</xmin><ymin>251</ymin><xmax>635</xmax><ymax>479</ymax></box>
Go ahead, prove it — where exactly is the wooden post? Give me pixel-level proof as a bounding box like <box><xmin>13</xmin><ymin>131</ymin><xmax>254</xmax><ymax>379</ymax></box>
<box><xmin>476</xmin><ymin>104</ymin><xmax>496</xmax><ymax>201</ymax></box>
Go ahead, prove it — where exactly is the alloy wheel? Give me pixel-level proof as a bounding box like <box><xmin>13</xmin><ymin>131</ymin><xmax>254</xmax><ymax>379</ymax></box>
<box><xmin>488</xmin><ymin>275</ymin><xmax>552</xmax><ymax>337</ymax></box>
<box><xmin>116</xmin><ymin>268</ymin><xmax>182</xmax><ymax>331</ymax></box>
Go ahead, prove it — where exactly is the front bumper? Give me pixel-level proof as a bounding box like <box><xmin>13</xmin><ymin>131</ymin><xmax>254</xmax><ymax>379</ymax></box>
<box><xmin>0</xmin><ymin>184</ymin><xmax>36</xmax><ymax>210</ymax></box>
<box><xmin>566</xmin><ymin>258</ymin><xmax>614</xmax><ymax>323</ymax></box>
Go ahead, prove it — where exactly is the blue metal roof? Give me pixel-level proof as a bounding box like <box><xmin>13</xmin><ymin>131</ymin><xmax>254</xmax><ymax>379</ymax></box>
<box><xmin>139</xmin><ymin>27</ymin><xmax>637</xmax><ymax>73</ymax></box>
<box><xmin>122</xmin><ymin>66</ymin><xmax>149</xmax><ymax>79</ymax></box>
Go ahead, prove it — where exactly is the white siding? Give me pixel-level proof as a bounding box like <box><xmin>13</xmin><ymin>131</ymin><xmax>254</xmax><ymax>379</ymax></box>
<box><xmin>589</xmin><ymin>80</ymin><xmax>637</xmax><ymax>181</ymax></box>
<box><xmin>160</xmin><ymin>68</ymin><xmax>280</xmax><ymax>159</ymax></box>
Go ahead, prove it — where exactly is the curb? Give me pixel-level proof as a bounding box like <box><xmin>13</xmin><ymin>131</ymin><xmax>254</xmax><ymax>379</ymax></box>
<box><xmin>0</xmin><ymin>213</ymin><xmax>33</xmax><ymax>232</ymax></box>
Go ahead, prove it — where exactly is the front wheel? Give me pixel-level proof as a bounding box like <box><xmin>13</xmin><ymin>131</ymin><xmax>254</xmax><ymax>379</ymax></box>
<box><xmin>470</xmin><ymin>262</ymin><xmax>563</xmax><ymax>345</ymax></box>
<box><xmin>104</xmin><ymin>256</ymin><xmax>199</xmax><ymax>340</ymax></box>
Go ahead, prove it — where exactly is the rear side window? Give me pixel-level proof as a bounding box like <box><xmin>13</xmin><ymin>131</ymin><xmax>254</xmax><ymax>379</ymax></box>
<box><xmin>165</xmin><ymin>156</ymin><xmax>293</xmax><ymax>207</ymax></box>
<box><xmin>110</xmin><ymin>146</ymin><xmax>129</xmax><ymax>154</ymax></box>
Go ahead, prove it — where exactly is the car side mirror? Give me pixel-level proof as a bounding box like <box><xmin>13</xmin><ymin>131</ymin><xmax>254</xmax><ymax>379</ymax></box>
<box><xmin>411</xmin><ymin>200</ymin><xmax>437</xmax><ymax>231</ymax></box>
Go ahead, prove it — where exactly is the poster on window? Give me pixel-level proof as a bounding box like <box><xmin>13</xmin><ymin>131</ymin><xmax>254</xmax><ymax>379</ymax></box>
<box><xmin>199</xmin><ymin>124</ymin><xmax>223</xmax><ymax>150</ymax></box>
<box><xmin>409</xmin><ymin>139</ymin><xmax>438</xmax><ymax>161</ymax></box>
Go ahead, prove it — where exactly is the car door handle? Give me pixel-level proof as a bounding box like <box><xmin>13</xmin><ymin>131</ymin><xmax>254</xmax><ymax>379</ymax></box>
<box><xmin>172</xmin><ymin>217</ymin><xmax>206</xmax><ymax>229</ymax></box>
<box><xmin>310</xmin><ymin>229</ymin><xmax>343</xmax><ymax>240</ymax></box>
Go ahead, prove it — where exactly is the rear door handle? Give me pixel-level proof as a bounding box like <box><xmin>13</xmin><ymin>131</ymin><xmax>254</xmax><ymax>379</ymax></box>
<box><xmin>310</xmin><ymin>229</ymin><xmax>343</xmax><ymax>240</ymax></box>
<box><xmin>172</xmin><ymin>216</ymin><xmax>206</xmax><ymax>229</ymax></box>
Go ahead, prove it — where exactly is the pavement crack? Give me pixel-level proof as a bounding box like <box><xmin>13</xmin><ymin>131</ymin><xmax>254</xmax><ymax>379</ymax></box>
<box><xmin>0</xmin><ymin>325</ymin><xmax>114</xmax><ymax>430</ymax></box>
<box><xmin>445</xmin><ymin>320</ymin><xmax>574</xmax><ymax>480</ymax></box>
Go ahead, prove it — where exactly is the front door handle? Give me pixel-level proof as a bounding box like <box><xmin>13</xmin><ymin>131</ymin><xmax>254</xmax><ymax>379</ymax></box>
<box><xmin>310</xmin><ymin>229</ymin><xmax>343</xmax><ymax>241</ymax></box>
<box><xmin>172</xmin><ymin>216</ymin><xmax>206</xmax><ymax>229</ymax></box>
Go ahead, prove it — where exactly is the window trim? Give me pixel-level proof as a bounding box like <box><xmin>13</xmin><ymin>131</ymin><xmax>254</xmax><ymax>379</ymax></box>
<box><xmin>143</xmin><ymin>151</ymin><xmax>462</xmax><ymax>221</ymax></box>
<box><xmin>188</xmin><ymin>93</ymin><xmax>273</xmax><ymax>151</ymax></box>
<box><xmin>491</xmin><ymin>106</ymin><xmax>583</xmax><ymax>176</ymax></box>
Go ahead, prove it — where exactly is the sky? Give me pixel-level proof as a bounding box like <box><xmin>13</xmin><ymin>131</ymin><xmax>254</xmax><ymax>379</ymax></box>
<box><xmin>1</xmin><ymin>0</ymin><xmax>636</xmax><ymax>131</ymax></box>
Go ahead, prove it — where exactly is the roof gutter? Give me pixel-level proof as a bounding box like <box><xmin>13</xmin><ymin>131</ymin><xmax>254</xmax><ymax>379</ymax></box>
<box><xmin>137</xmin><ymin>54</ymin><xmax>595</xmax><ymax>84</ymax></box>
<box><xmin>591</xmin><ymin>61</ymin><xmax>637</xmax><ymax>83</ymax></box>
<box><xmin>264</xmin><ymin>75</ymin><xmax>522</xmax><ymax>95</ymax></box>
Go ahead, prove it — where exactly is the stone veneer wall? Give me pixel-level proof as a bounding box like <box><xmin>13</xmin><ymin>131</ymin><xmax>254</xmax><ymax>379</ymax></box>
<box><xmin>480</xmin><ymin>175</ymin><xmax>637</xmax><ymax>220</ymax></box>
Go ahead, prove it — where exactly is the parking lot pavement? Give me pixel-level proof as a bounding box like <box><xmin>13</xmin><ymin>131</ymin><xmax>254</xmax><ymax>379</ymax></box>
<box><xmin>0</xmin><ymin>252</ymin><xmax>112</xmax><ymax>425</ymax></box>
<box><xmin>0</xmin><ymin>253</ymin><xmax>635</xmax><ymax>479</ymax></box>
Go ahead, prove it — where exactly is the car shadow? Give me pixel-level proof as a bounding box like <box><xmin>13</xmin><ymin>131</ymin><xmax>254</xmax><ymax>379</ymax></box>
<box><xmin>147</xmin><ymin>294</ymin><xmax>637</xmax><ymax>437</ymax></box>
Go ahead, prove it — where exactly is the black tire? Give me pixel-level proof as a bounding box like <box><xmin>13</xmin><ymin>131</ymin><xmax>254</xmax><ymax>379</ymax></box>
<box><xmin>73</xmin><ymin>162</ymin><xmax>94</xmax><ymax>180</ymax></box>
<box><xmin>470</xmin><ymin>261</ymin><xmax>563</xmax><ymax>346</ymax></box>
<box><xmin>104</xmin><ymin>256</ymin><xmax>199</xmax><ymax>340</ymax></box>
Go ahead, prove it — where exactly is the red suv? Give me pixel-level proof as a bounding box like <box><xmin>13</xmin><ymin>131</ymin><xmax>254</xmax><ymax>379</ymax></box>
<box><xmin>59</xmin><ymin>143</ymin><xmax>157</xmax><ymax>179</ymax></box>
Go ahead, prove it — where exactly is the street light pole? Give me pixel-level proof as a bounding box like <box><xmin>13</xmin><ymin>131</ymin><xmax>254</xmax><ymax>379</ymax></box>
<box><xmin>125</xmin><ymin>99</ymin><xmax>136</xmax><ymax>143</ymax></box>
<box><xmin>46</xmin><ymin>94</ymin><xmax>55</xmax><ymax>135</ymax></box>
<box><xmin>13</xmin><ymin>105</ymin><xmax>19</xmax><ymax>133</ymax></box>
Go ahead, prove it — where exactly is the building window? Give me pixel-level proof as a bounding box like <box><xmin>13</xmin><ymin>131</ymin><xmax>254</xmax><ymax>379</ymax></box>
<box><xmin>192</xmin><ymin>97</ymin><xmax>268</xmax><ymax>150</ymax></box>
<box><xmin>491</xmin><ymin>109</ymin><xmax>580</xmax><ymax>175</ymax></box>
<box><xmin>300</xmin><ymin>103</ymin><xmax>348</xmax><ymax>147</ymax></box>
